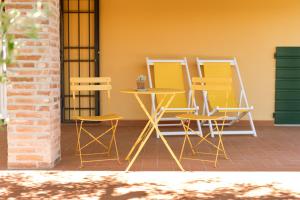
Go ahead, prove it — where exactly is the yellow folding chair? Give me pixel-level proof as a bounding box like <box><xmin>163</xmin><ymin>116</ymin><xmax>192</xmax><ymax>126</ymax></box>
<box><xmin>177</xmin><ymin>77</ymin><xmax>230</xmax><ymax>167</ymax></box>
<box><xmin>197</xmin><ymin>58</ymin><xmax>256</xmax><ymax>137</ymax></box>
<box><xmin>70</xmin><ymin>77</ymin><xmax>122</xmax><ymax>167</ymax></box>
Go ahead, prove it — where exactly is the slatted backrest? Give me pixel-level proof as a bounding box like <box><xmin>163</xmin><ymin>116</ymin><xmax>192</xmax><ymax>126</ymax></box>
<box><xmin>70</xmin><ymin>77</ymin><xmax>112</xmax><ymax>102</ymax></box>
<box><xmin>70</xmin><ymin>76</ymin><xmax>111</xmax><ymax>93</ymax></box>
<box><xmin>192</xmin><ymin>77</ymin><xmax>232</xmax><ymax>109</ymax></box>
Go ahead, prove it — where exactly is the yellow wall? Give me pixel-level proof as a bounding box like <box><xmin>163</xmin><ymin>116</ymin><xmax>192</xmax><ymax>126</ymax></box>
<box><xmin>100</xmin><ymin>0</ymin><xmax>300</xmax><ymax>120</ymax></box>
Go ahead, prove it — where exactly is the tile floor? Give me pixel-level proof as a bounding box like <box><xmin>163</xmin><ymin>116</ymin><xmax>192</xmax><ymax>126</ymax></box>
<box><xmin>1</xmin><ymin>123</ymin><xmax>300</xmax><ymax>171</ymax></box>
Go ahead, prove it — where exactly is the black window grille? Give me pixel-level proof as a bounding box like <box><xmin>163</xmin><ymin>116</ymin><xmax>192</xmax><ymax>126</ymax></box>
<box><xmin>60</xmin><ymin>0</ymin><xmax>100</xmax><ymax>122</ymax></box>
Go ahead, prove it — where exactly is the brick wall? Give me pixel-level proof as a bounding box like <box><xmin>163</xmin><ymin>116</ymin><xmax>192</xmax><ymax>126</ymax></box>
<box><xmin>6</xmin><ymin>0</ymin><xmax>61</xmax><ymax>169</ymax></box>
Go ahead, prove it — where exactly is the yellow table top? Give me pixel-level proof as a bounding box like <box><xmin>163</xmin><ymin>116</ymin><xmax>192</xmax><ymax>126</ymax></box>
<box><xmin>121</xmin><ymin>88</ymin><xmax>185</xmax><ymax>95</ymax></box>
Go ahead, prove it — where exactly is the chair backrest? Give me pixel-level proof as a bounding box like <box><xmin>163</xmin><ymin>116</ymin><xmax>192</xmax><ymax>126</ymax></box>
<box><xmin>70</xmin><ymin>77</ymin><xmax>112</xmax><ymax>116</ymax></box>
<box><xmin>196</xmin><ymin>59</ymin><xmax>238</xmax><ymax>108</ymax></box>
<box><xmin>192</xmin><ymin>77</ymin><xmax>232</xmax><ymax>109</ymax></box>
<box><xmin>147</xmin><ymin>58</ymin><xmax>192</xmax><ymax>108</ymax></box>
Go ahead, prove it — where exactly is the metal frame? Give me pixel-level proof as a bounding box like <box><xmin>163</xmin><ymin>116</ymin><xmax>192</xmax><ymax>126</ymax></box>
<box><xmin>146</xmin><ymin>58</ymin><xmax>202</xmax><ymax>137</ymax></box>
<box><xmin>70</xmin><ymin>77</ymin><xmax>121</xmax><ymax>167</ymax></box>
<box><xmin>60</xmin><ymin>0</ymin><xmax>100</xmax><ymax>122</ymax></box>
<box><xmin>124</xmin><ymin>89</ymin><xmax>185</xmax><ymax>171</ymax></box>
<box><xmin>179</xmin><ymin>119</ymin><xmax>228</xmax><ymax>168</ymax></box>
<box><xmin>196</xmin><ymin>58</ymin><xmax>257</xmax><ymax>137</ymax></box>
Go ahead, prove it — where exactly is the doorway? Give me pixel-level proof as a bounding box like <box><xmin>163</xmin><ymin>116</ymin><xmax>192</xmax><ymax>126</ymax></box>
<box><xmin>60</xmin><ymin>0</ymin><xmax>100</xmax><ymax>122</ymax></box>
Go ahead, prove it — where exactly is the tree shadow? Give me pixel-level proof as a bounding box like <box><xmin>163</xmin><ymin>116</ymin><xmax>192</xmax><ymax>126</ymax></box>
<box><xmin>0</xmin><ymin>173</ymin><xmax>147</xmax><ymax>199</ymax></box>
<box><xmin>0</xmin><ymin>172</ymin><xmax>299</xmax><ymax>199</ymax></box>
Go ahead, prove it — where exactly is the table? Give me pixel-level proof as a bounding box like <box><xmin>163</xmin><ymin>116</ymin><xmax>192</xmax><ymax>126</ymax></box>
<box><xmin>121</xmin><ymin>88</ymin><xmax>185</xmax><ymax>171</ymax></box>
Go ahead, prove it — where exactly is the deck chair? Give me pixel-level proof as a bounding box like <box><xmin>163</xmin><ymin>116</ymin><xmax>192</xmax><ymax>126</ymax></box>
<box><xmin>146</xmin><ymin>58</ymin><xmax>201</xmax><ymax>137</ymax></box>
<box><xmin>196</xmin><ymin>58</ymin><xmax>256</xmax><ymax>137</ymax></box>
<box><xmin>70</xmin><ymin>77</ymin><xmax>122</xmax><ymax>167</ymax></box>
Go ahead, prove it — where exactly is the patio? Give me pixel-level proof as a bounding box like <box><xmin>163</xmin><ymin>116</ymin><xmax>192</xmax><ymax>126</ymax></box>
<box><xmin>1</xmin><ymin>0</ymin><xmax>300</xmax><ymax>198</ymax></box>
<box><xmin>1</xmin><ymin>123</ymin><xmax>300</xmax><ymax>171</ymax></box>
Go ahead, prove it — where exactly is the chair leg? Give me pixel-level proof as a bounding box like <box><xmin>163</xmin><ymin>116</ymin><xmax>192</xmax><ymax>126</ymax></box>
<box><xmin>180</xmin><ymin>120</ymin><xmax>195</xmax><ymax>161</ymax></box>
<box><xmin>184</xmin><ymin>120</ymin><xmax>195</xmax><ymax>155</ymax></box>
<box><xmin>220</xmin><ymin>136</ymin><xmax>229</xmax><ymax>160</ymax></box>
<box><xmin>179</xmin><ymin>124</ymin><xmax>187</xmax><ymax>162</ymax></box>
<box><xmin>77</xmin><ymin>121</ymin><xmax>84</xmax><ymax>168</ymax></box>
<box><xmin>113</xmin><ymin>120</ymin><xmax>121</xmax><ymax>164</ymax></box>
<box><xmin>213</xmin><ymin>120</ymin><xmax>229</xmax><ymax>167</ymax></box>
<box><xmin>75</xmin><ymin>120</ymin><xmax>80</xmax><ymax>152</ymax></box>
<box><xmin>217</xmin><ymin>119</ymin><xmax>229</xmax><ymax>160</ymax></box>
<box><xmin>108</xmin><ymin>121</ymin><xmax>115</xmax><ymax>155</ymax></box>
<box><xmin>217</xmin><ymin>126</ymin><xmax>229</xmax><ymax>160</ymax></box>
<box><xmin>186</xmin><ymin>134</ymin><xmax>195</xmax><ymax>156</ymax></box>
<box><xmin>214</xmin><ymin>137</ymin><xmax>221</xmax><ymax>168</ymax></box>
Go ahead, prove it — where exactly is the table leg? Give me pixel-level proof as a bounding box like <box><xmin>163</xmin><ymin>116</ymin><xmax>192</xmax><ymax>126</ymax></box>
<box><xmin>125</xmin><ymin>122</ymin><xmax>156</xmax><ymax>171</ymax></box>
<box><xmin>134</xmin><ymin>93</ymin><xmax>185</xmax><ymax>171</ymax></box>
<box><xmin>149</xmin><ymin>94</ymin><xmax>185</xmax><ymax>171</ymax></box>
<box><xmin>125</xmin><ymin>93</ymin><xmax>169</xmax><ymax>161</ymax></box>
<box><xmin>125</xmin><ymin>120</ymin><xmax>152</xmax><ymax>161</ymax></box>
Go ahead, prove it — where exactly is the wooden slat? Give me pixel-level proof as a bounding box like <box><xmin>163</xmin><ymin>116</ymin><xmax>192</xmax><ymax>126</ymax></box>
<box><xmin>191</xmin><ymin>84</ymin><xmax>231</xmax><ymax>91</ymax></box>
<box><xmin>70</xmin><ymin>84</ymin><xmax>112</xmax><ymax>91</ymax></box>
<box><xmin>70</xmin><ymin>77</ymin><xmax>111</xmax><ymax>84</ymax></box>
<box><xmin>276</xmin><ymin>59</ymin><xmax>300</xmax><ymax>68</ymax></box>
<box><xmin>276</xmin><ymin>69</ymin><xmax>300</xmax><ymax>79</ymax></box>
<box><xmin>192</xmin><ymin>77</ymin><xmax>232</xmax><ymax>84</ymax></box>
<box><xmin>276</xmin><ymin>47</ymin><xmax>300</xmax><ymax>58</ymax></box>
<box><xmin>275</xmin><ymin>112</ymin><xmax>300</xmax><ymax>124</ymax></box>
<box><xmin>276</xmin><ymin>91</ymin><xmax>300</xmax><ymax>100</ymax></box>
<box><xmin>276</xmin><ymin>80</ymin><xmax>300</xmax><ymax>90</ymax></box>
<box><xmin>276</xmin><ymin>100</ymin><xmax>300</xmax><ymax>111</ymax></box>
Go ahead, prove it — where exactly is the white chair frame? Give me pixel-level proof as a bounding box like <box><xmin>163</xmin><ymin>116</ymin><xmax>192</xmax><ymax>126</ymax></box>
<box><xmin>147</xmin><ymin>57</ymin><xmax>202</xmax><ymax>137</ymax></box>
<box><xmin>196</xmin><ymin>57</ymin><xmax>256</xmax><ymax>137</ymax></box>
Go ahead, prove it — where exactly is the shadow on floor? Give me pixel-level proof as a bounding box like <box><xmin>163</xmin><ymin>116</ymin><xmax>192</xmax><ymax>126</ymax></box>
<box><xmin>0</xmin><ymin>171</ymin><xmax>299</xmax><ymax>199</ymax></box>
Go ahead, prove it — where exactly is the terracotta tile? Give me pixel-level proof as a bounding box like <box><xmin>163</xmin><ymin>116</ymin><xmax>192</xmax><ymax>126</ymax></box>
<box><xmin>1</xmin><ymin>124</ymin><xmax>300</xmax><ymax>171</ymax></box>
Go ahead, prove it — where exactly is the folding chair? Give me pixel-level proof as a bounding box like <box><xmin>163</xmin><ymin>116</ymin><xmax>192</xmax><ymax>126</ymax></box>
<box><xmin>177</xmin><ymin>77</ymin><xmax>230</xmax><ymax>167</ymax></box>
<box><xmin>70</xmin><ymin>77</ymin><xmax>122</xmax><ymax>167</ymax></box>
<box><xmin>146</xmin><ymin>58</ymin><xmax>201</xmax><ymax>137</ymax></box>
<box><xmin>196</xmin><ymin>58</ymin><xmax>256</xmax><ymax>137</ymax></box>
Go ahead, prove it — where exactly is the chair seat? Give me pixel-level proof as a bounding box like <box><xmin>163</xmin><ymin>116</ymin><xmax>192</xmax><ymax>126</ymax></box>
<box><xmin>73</xmin><ymin>114</ymin><xmax>122</xmax><ymax>122</ymax></box>
<box><xmin>177</xmin><ymin>113</ymin><xmax>225</xmax><ymax>121</ymax></box>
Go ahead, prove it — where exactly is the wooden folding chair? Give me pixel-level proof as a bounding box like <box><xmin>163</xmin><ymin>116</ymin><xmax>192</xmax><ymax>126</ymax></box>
<box><xmin>70</xmin><ymin>77</ymin><xmax>122</xmax><ymax>167</ymax></box>
<box><xmin>177</xmin><ymin>77</ymin><xmax>231</xmax><ymax>167</ymax></box>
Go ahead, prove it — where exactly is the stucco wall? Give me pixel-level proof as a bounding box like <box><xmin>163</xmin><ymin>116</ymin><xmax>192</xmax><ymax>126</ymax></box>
<box><xmin>100</xmin><ymin>0</ymin><xmax>300</xmax><ymax>120</ymax></box>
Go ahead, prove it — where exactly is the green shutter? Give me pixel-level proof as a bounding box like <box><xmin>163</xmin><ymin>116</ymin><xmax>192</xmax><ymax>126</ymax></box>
<box><xmin>275</xmin><ymin>47</ymin><xmax>300</xmax><ymax>124</ymax></box>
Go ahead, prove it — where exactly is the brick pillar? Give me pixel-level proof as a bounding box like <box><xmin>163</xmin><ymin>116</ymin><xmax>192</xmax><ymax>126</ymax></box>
<box><xmin>6</xmin><ymin>0</ymin><xmax>61</xmax><ymax>169</ymax></box>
